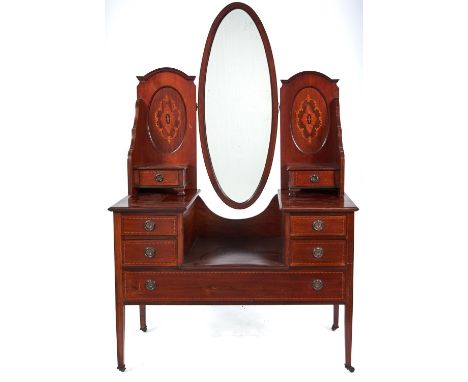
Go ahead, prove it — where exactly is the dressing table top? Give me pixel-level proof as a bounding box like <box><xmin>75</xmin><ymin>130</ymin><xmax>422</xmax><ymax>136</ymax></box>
<box><xmin>279</xmin><ymin>191</ymin><xmax>358</xmax><ymax>212</ymax></box>
<box><xmin>109</xmin><ymin>190</ymin><xmax>357</xmax><ymax>213</ymax></box>
<box><xmin>109</xmin><ymin>190</ymin><xmax>200</xmax><ymax>212</ymax></box>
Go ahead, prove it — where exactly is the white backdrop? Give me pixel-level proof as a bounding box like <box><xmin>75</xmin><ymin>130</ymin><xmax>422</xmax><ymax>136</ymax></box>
<box><xmin>1</xmin><ymin>0</ymin><xmax>467</xmax><ymax>381</ymax></box>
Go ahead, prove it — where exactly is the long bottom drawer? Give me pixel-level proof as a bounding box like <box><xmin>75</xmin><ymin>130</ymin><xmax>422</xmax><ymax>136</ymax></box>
<box><xmin>124</xmin><ymin>271</ymin><xmax>345</xmax><ymax>303</ymax></box>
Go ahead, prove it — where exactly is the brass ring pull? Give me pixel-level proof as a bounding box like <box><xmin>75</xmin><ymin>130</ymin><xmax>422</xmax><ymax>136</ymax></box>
<box><xmin>144</xmin><ymin>219</ymin><xmax>155</xmax><ymax>231</ymax></box>
<box><xmin>155</xmin><ymin>174</ymin><xmax>165</xmax><ymax>182</ymax></box>
<box><xmin>310</xmin><ymin>174</ymin><xmax>320</xmax><ymax>183</ymax></box>
<box><xmin>145</xmin><ymin>279</ymin><xmax>156</xmax><ymax>291</ymax></box>
<box><xmin>312</xmin><ymin>219</ymin><xmax>324</xmax><ymax>231</ymax></box>
<box><xmin>144</xmin><ymin>246</ymin><xmax>156</xmax><ymax>258</ymax></box>
<box><xmin>313</xmin><ymin>246</ymin><xmax>324</xmax><ymax>259</ymax></box>
<box><xmin>312</xmin><ymin>279</ymin><xmax>323</xmax><ymax>291</ymax></box>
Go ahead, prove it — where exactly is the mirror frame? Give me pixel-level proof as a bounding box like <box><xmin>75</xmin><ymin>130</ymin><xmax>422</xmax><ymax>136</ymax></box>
<box><xmin>198</xmin><ymin>2</ymin><xmax>278</xmax><ymax>209</ymax></box>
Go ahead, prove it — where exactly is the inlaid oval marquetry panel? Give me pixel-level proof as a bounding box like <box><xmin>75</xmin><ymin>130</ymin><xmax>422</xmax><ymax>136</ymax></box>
<box><xmin>148</xmin><ymin>87</ymin><xmax>186</xmax><ymax>153</ymax></box>
<box><xmin>291</xmin><ymin>87</ymin><xmax>329</xmax><ymax>154</ymax></box>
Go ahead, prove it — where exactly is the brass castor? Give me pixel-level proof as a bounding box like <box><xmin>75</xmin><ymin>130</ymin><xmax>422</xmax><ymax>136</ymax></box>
<box><xmin>140</xmin><ymin>325</ymin><xmax>147</xmax><ymax>332</ymax></box>
<box><xmin>117</xmin><ymin>365</ymin><xmax>126</xmax><ymax>372</ymax></box>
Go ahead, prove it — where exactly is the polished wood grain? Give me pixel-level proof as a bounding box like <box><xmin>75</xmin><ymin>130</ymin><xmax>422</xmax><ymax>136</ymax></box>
<box><xmin>345</xmin><ymin>213</ymin><xmax>355</xmax><ymax>370</ymax></box>
<box><xmin>291</xmin><ymin>86</ymin><xmax>329</xmax><ymax>154</ymax></box>
<box><xmin>198</xmin><ymin>2</ymin><xmax>278</xmax><ymax>209</ymax></box>
<box><xmin>123</xmin><ymin>239</ymin><xmax>177</xmax><ymax>266</ymax></box>
<box><xmin>182</xmin><ymin>202</ymin><xmax>196</xmax><ymax>262</ymax></box>
<box><xmin>137</xmin><ymin>67</ymin><xmax>195</xmax><ymax>82</ymax></box>
<box><xmin>109</xmin><ymin>189</ymin><xmax>199</xmax><ymax>213</ymax></box>
<box><xmin>148</xmin><ymin>86</ymin><xmax>186</xmax><ymax>154</ymax></box>
<box><xmin>139</xmin><ymin>305</ymin><xmax>147</xmax><ymax>332</ymax></box>
<box><xmin>176</xmin><ymin>213</ymin><xmax>184</xmax><ymax>266</ymax></box>
<box><xmin>290</xmin><ymin>215</ymin><xmax>347</xmax><ymax>237</ymax></box>
<box><xmin>289</xmin><ymin>239</ymin><xmax>346</xmax><ymax>267</ymax></box>
<box><xmin>331</xmin><ymin>97</ymin><xmax>345</xmax><ymax>197</ymax></box>
<box><xmin>183</xmin><ymin>237</ymin><xmax>283</xmax><ymax>268</ymax></box>
<box><xmin>122</xmin><ymin>215</ymin><xmax>177</xmax><ymax>236</ymax></box>
<box><xmin>128</xmin><ymin>68</ymin><xmax>196</xmax><ymax>196</ymax></box>
<box><xmin>279</xmin><ymin>190</ymin><xmax>356</xmax><ymax>371</ymax></box>
<box><xmin>111</xmin><ymin>4</ymin><xmax>358</xmax><ymax>372</ymax></box>
<box><xmin>278</xmin><ymin>190</ymin><xmax>358</xmax><ymax>212</ymax></box>
<box><xmin>113</xmin><ymin>213</ymin><xmax>125</xmax><ymax>371</ymax></box>
<box><xmin>289</xmin><ymin>169</ymin><xmax>336</xmax><ymax>189</ymax></box>
<box><xmin>111</xmin><ymin>189</ymin><xmax>357</xmax><ymax>370</ymax></box>
<box><xmin>280</xmin><ymin>72</ymin><xmax>344</xmax><ymax>194</ymax></box>
<box><xmin>332</xmin><ymin>304</ymin><xmax>339</xmax><ymax>330</ymax></box>
<box><xmin>135</xmin><ymin>168</ymin><xmax>185</xmax><ymax>188</ymax></box>
<box><xmin>124</xmin><ymin>270</ymin><xmax>345</xmax><ymax>302</ymax></box>
<box><xmin>194</xmin><ymin>195</ymin><xmax>281</xmax><ymax>238</ymax></box>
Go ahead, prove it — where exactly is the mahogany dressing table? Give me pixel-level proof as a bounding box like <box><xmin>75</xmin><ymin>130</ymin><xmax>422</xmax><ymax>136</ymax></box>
<box><xmin>109</xmin><ymin>2</ymin><xmax>358</xmax><ymax>373</ymax></box>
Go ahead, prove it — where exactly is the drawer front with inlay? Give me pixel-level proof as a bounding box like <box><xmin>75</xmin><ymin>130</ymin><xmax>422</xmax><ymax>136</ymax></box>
<box><xmin>136</xmin><ymin>169</ymin><xmax>184</xmax><ymax>187</ymax></box>
<box><xmin>122</xmin><ymin>215</ymin><xmax>177</xmax><ymax>236</ymax></box>
<box><xmin>123</xmin><ymin>240</ymin><xmax>177</xmax><ymax>266</ymax></box>
<box><xmin>289</xmin><ymin>170</ymin><xmax>336</xmax><ymax>189</ymax></box>
<box><xmin>290</xmin><ymin>215</ymin><xmax>346</xmax><ymax>237</ymax></box>
<box><xmin>124</xmin><ymin>271</ymin><xmax>344</xmax><ymax>302</ymax></box>
<box><xmin>290</xmin><ymin>240</ymin><xmax>346</xmax><ymax>266</ymax></box>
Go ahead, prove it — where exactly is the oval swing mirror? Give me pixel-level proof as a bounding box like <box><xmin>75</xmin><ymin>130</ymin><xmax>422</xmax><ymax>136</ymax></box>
<box><xmin>199</xmin><ymin>3</ymin><xmax>278</xmax><ymax>209</ymax></box>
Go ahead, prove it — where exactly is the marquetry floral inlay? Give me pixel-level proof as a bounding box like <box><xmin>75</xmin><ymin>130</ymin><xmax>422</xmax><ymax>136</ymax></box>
<box><xmin>296</xmin><ymin>95</ymin><xmax>323</xmax><ymax>142</ymax></box>
<box><xmin>291</xmin><ymin>87</ymin><xmax>329</xmax><ymax>154</ymax></box>
<box><xmin>154</xmin><ymin>95</ymin><xmax>181</xmax><ymax>143</ymax></box>
<box><xmin>148</xmin><ymin>87</ymin><xmax>186</xmax><ymax>153</ymax></box>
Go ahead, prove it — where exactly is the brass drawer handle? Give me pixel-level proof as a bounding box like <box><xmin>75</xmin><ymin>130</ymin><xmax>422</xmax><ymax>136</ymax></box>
<box><xmin>145</xmin><ymin>279</ymin><xmax>156</xmax><ymax>291</ymax></box>
<box><xmin>313</xmin><ymin>246</ymin><xmax>324</xmax><ymax>259</ymax></box>
<box><xmin>312</xmin><ymin>219</ymin><xmax>324</xmax><ymax>231</ymax></box>
<box><xmin>312</xmin><ymin>279</ymin><xmax>323</xmax><ymax>291</ymax></box>
<box><xmin>155</xmin><ymin>173</ymin><xmax>165</xmax><ymax>182</ymax></box>
<box><xmin>144</xmin><ymin>219</ymin><xmax>156</xmax><ymax>231</ymax></box>
<box><xmin>310</xmin><ymin>174</ymin><xmax>320</xmax><ymax>183</ymax></box>
<box><xmin>144</xmin><ymin>246</ymin><xmax>156</xmax><ymax>258</ymax></box>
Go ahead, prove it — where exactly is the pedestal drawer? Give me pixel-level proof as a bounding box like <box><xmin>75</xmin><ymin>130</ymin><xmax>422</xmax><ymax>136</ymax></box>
<box><xmin>288</xmin><ymin>170</ymin><xmax>336</xmax><ymax>189</ymax></box>
<box><xmin>123</xmin><ymin>240</ymin><xmax>177</xmax><ymax>266</ymax></box>
<box><xmin>290</xmin><ymin>240</ymin><xmax>346</xmax><ymax>266</ymax></box>
<box><xmin>122</xmin><ymin>215</ymin><xmax>177</xmax><ymax>236</ymax></box>
<box><xmin>135</xmin><ymin>169</ymin><xmax>184</xmax><ymax>187</ymax></box>
<box><xmin>124</xmin><ymin>271</ymin><xmax>344</xmax><ymax>302</ymax></box>
<box><xmin>290</xmin><ymin>215</ymin><xmax>346</xmax><ymax>237</ymax></box>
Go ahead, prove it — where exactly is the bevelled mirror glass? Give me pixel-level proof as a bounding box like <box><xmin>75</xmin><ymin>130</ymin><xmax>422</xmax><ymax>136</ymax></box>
<box><xmin>199</xmin><ymin>3</ymin><xmax>278</xmax><ymax>209</ymax></box>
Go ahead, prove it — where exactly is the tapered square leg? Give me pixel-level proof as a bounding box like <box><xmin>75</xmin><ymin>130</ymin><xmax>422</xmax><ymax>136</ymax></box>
<box><xmin>139</xmin><ymin>304</ymin><xmax>147</xmax><ymax>332</ymax></box>
<box><xmin>116</xmin><ymin>302</ymin><xmax>125</xmax><ymax>371</ymax></box>
<box><xmin>113</xmin><ymin>214</ymin><xmax>126</xmax><ymax>372</ymax></box>
<box><xmin>344</xmin><ymin>302</ymin><xmax>354</xmax><ymax>372</ymax></box>
<box><xmin>332</xmin><ymin>304</ymin><xmax>339</xmax><ymax>330</ymax></box>
<box><xmin>344</xmin><ymin>213</ymin><xmax>355</xmax><ymax>372</ymax></box>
